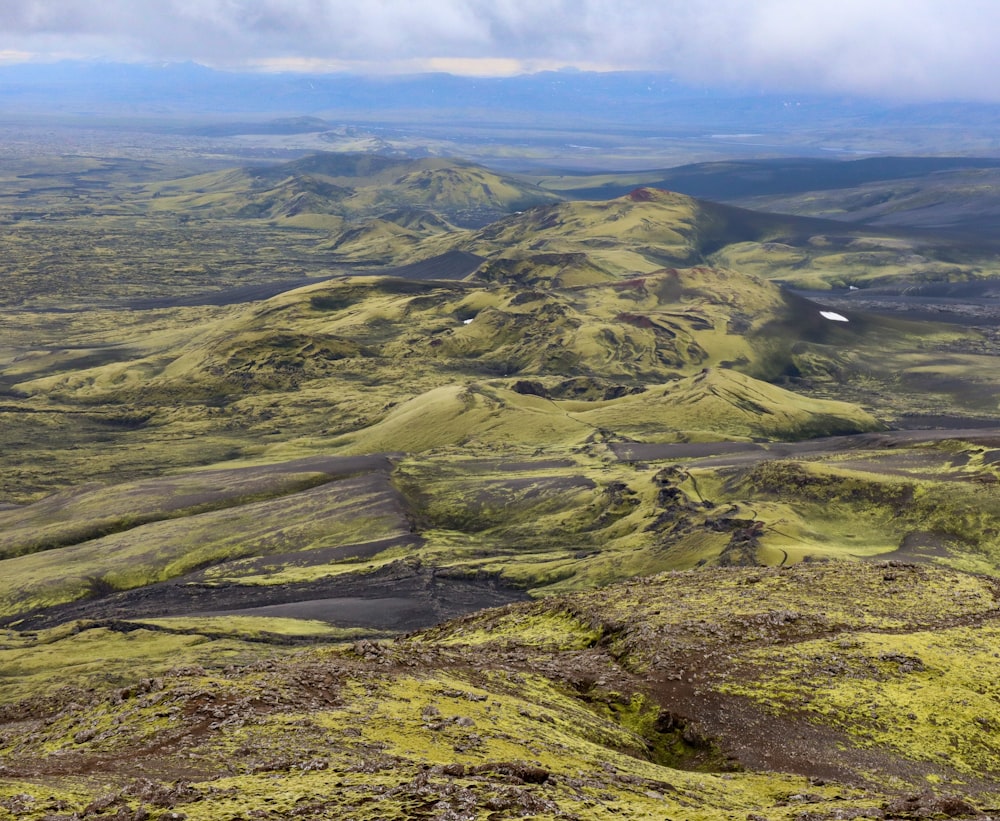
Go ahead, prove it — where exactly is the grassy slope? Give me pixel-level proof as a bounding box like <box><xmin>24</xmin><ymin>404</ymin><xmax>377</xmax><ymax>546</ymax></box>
<box><xmin>532</xmin><ymin>167</ymin><xmax>1000</xmax><ymax>288</ymax></box>
<box><xmin>2</xmin><ymin>563</ymin><xmax>999</xmax><ymax>818</ymax></box>
<box><xmin>0</xmin><ymin>470</ymin><xmax>409</xmax><ymax>619</ymax></box>
<box><xmin>534</xmin><ymin>155</ymin><xmax>1000</xmax><ymax>234</ymax></box>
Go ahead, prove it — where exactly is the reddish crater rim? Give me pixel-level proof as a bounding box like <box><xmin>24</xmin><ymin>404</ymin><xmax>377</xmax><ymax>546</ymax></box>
<box><xmin>627</xmin><ymin>187</ymin><xmax>660</xmax><ymax>201</ymax></box>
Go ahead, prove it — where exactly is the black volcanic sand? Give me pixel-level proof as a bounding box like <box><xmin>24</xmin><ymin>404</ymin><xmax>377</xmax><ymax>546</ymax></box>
<box><xmin>12</xmin><ymin>429</ymin><xmax>1000</xmax><ymax>634</ymax></box>
<box><xmin>9</xmin><ymin>558</ymin><xmax>529</xmax><ymax>634</ymax></box>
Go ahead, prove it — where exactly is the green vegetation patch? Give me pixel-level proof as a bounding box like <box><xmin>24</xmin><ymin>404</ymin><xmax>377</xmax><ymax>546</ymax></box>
<box><xmin>4</xmin><ymin>563</ymin><xmax>992</xmax><ymax>818</ymax></box>
<box><xmin>423</xmin><ymin>607</ymin><xmax>602</xmax><ymax>650</ymax></box>
<box><xmin>0</xmin><ymin>461</ymin><xmax>348</xmax><ymax>558</ymax></box>
<box><xmin>734</xmin><ymin>456</ymin><xmax>1000</xmax><ymax>569</ymax></box>
<box><xmin>488</xmin><ymin>563</ymin><xmax>1000</xmax><ymax>666</ymax></box>
<box><xmin>133</xmin><ymin>615</ymin><xmax>377</xmax><ymax>641</ymax></box>
<box><xmin>0</xmin><ymin>622</ymin><xmax>264</xmax><ymax>704</ymax></box>
<box><xmin>725</xmin><ymin>624</ymin><xmax>1000</xmax><ymax>779</ymax></box>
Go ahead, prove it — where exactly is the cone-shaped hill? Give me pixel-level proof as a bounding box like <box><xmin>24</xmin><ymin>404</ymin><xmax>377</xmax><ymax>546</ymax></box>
<box><xmin>444</xmin><ymin>184</ymin><xmax>1000</xmax><ymax>291</ymax></box>
<box><xmin>456</xmin><ymin>186</ymin><xmax>923</xmax><ymax>289</ymax></box>
<box><xmin>137</xmin><ymin>153</ymin><xmax>998</xmax><ymax>289</ymax></box>
<box><xmin>19</xmin><ymin>179</ymin><xmax>975</xmax><ymax>518</ymax></box>
<box><xmin>142</xmin><ymin>153</ymin><xmax>561</xmax><ymax>227</ymax></box>
<box><xmin>464</xmin><ymin>188</ymin><xmax>709</xmax><ymax>275</ymax></box>
<box><xmin>13</xmin><ymin>186</ymin><xmax>894</xmax><ymax>460</ymax></box>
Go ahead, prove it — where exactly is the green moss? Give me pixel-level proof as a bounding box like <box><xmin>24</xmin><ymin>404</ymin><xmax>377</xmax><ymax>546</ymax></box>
<box><xmin>427</xmin><ymin>609</ymin><xmax>602</xmax><ymax>650</ymax></box>
<box><xmin>7</xmin><ymin>153</ymin><xmax>1000</xmax><ymax>819</ymax></box>
<box><xmin>0</xmin><ymin>621</ymin><xmax>284</xmax><ymax>703</ymax></box>
<box><xmin>132</xmin><ymin>616</ymin><xmax>377</xmax><ymax>641</ymax></box>
<box><xmin>5</xmin><ymin>565</ymin><xmax>989</xmax><ymax>818</ymax></box>
<box><xmin>590</xmin><ymin>691</ymin><xmax>738</xmax><ymax>772</ymax></box>
<box><xmin>725</xmin><ymin>625</ymin><xmax>1000</xmax><ymax>778</ymax></box>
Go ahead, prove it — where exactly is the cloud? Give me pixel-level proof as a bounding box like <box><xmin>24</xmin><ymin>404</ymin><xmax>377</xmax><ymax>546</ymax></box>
<box><xmin>0</xmin><ymin>0</ymin><xmax>998</xmax><ymax>100</ymax></box>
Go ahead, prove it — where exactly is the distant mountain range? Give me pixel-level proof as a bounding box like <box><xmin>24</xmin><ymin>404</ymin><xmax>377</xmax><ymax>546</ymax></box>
<box><xmin>4</xmin><ymin>60</ymin><xmax>1000</xmax><ymax>137</ymax></box>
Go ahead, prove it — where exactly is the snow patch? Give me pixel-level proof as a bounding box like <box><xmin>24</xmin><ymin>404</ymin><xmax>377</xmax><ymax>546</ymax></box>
<box><xmin>820</xmin><ymin>311</ymin><xmax>849</xmax><ymax>322</ymax></box>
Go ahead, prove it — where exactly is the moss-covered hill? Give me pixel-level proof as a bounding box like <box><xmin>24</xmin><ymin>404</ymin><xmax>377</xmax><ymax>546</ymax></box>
<box><xmin>428</xmin><ymin>184</ymin><xmax>1000</xmax><ymax>290</ymax></box>
<box><xmin>4</xmin><ymin>260</ymin><xmax>885</xmax><ymax>501</ymax></box>
<box><xmin>2</xmin><ymin>562</ymin><xmax>999</xmax><ymax>819</ymax></box>
<box><xmin>5</xmin><ymin>151</ymin><xmax>999</xmax><ymax>313</ymax></box>
<box><xmin>141</xmin><ymin>153</ymin><xmax>562</xmax><ymax>228</ymax></box>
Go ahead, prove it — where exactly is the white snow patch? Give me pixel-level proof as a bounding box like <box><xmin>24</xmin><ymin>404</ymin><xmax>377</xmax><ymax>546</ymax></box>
<box><xmin>463</xmin><ymin>318</ymin><xmax>474</xmax><ymax>324</ymax></box>
<box><xmin>820</xmin><ymin>310</ymin><xmax>849</xmax><ymax>322</ymax></box>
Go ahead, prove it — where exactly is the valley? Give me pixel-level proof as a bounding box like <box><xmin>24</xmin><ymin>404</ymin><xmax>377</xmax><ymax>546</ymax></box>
<box><xmin>4</xmin><ymin>142</ymin><xmax>1000</xmax><ymax>818</ymax></box>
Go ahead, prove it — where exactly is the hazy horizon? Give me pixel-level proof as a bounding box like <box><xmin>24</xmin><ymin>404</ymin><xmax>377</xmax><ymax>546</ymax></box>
<box><xmin>1</xmin><ymin>0</ymin><xmax>999</xmax><ymax>103</ymax></box>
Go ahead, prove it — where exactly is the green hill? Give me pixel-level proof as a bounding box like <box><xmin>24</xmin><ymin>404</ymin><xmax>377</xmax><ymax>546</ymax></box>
<box><xmin>12</xmin><ymin>257</ymin><xmax>879</xmax><ymax>439</ymax></box>
<box><xmin>143</xmin><ymin>153</ymin><xmax>561</xmax><ymax>227</ymax></box>
<box><xmin>506</xmin><ymin>182</ymin><xmax>1000</xmax><ymax>289</ymax></box>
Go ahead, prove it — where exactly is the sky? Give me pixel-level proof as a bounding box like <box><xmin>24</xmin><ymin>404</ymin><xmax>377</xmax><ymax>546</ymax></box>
<box><xmin>1</xmin><ymin>0</ymin><xmax>998</xmax><ymax>101</ymax></box>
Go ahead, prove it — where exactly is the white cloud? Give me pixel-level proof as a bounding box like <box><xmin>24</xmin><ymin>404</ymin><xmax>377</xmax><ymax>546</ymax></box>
<box><xmin>0</xmin><ymin>0</ymin><xmax>999</xmax><ymax>100</ymax></box>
